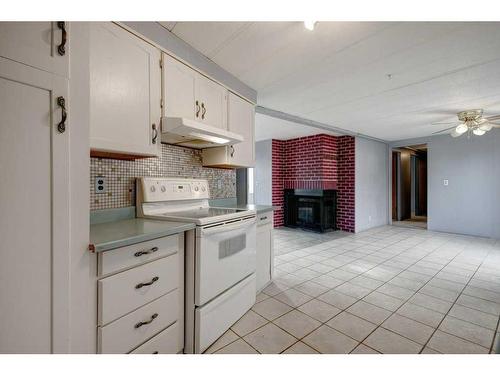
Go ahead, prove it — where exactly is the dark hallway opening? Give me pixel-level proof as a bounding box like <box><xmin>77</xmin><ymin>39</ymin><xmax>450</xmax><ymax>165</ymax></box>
<box><xmin>392</xmin><ymin>144</ymin><xmax>428</xmax><ymax>229</ymax></box>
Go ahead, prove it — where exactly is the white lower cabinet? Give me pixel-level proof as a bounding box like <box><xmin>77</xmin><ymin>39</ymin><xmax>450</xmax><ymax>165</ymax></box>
<box><xmin>130</xmin><ymin>322</ymin><xmax>181</xmax><ymax>354</ymax></box>
<box><xmin>96</xmin><ymin>234</ymin><xmax>184</xmax><ymax>354</ymax></box>
<box><xmin>255</xmin><ymin>212</ymin><xmax>274</xmax><ymax>292</ymax></box>
<box><xmin>0</xmin><ymin>57</ymin><xmax>70</xmax><ymax>353</ymax></box>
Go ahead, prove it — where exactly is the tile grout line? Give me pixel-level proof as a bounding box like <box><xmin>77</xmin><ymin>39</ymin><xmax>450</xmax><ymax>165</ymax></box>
<box><xmin>270</xmin><ymin>228</ymin><xmax>449</xmax><ymax>353</ymax></box>
<box><xmin>417</xmin><ymin>242</ymin><xmax>493</xmax><ymax>353</ymax></box>
<box><xmin>214</xmin><ymin>227</ymin><xmax>500</xmax><ymax>354</ymax></box>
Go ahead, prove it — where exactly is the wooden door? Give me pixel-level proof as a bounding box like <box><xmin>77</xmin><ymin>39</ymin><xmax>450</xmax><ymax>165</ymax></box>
<box><xmin>196</xmin><ymin>73</ymin><xmax>227</xmax><ymax>129</ymax></box>
<box><xmin>89</xmin><ymin>22</ymin><xmax>161</xmax><ymax>157</ymax></box>
<box><xmin>415</xmin><ymin>154</ymin><xmax>428</xmax><ymax>216</ymax></box>
<box><xmin>0</xmin><ymin>22</ymin><xmax>69</xmax><ymax>77</ymax></box>
<box><xmin>392</xmin><ymin>152</ymin><xmax>398</xmax><ymax>220</ymax></box>
<box><xmin>0</xmin><ymin>57</ymin><xmax>70</xmax><ymax>353</ymax></box>
<box><xmin>163</xmin><ymin>53</ymin><xmax>197</xmax><ymax>120</ymax></box>
<box><xmin>227</xmin><ymin>92</ymin><xmax>255</xmax><ymax>167</ymax></box>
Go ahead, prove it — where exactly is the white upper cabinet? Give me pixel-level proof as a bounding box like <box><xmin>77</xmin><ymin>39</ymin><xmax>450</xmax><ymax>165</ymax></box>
<box><xmin>89</xmin><ymin>23</ymin><xmax>161</xmax><ymax>158</ymax></box>
<box><xmin>0</xmin><ymin>22</ymin><xmax>69</xmax><ymax>77</ymax></box>
<box><xmin>163</xmin><ymin>53</ymin><xmax>197</xmax><ymax>120</ymax></box>
<box><xmin>163</xmin><ymin>53</ymin><xmax>227</xmax><ymax>129</ymax></box>
<box><xmin>227</xmin><ymin>92</ymin><xmax>255</xmax><ymax>166</ymax></box>
<box><xmin>202</xmin><ymin>92</ymin><xmax>255</xmax><ymax>168</ymax></box>
<box><xmin>195</xmin><ymin>73</ymin><xmax>227</xmax><ymax>129</ymax></box>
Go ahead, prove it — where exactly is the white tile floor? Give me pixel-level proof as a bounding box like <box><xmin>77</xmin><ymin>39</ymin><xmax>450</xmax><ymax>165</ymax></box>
<box><xmin>205</xmin><ymin>226</ymin><xmax>500</xmax><ymax>354</ymax></box>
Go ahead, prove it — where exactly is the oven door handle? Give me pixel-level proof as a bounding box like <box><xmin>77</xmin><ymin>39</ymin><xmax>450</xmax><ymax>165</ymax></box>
<box><xmin>201</xmin><ymin>217</ymin><xmax>256</xmax><ymax>236</ymax></box>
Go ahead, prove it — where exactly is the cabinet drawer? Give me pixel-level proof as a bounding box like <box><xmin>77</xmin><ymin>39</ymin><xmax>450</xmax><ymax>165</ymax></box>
<box><xmin>98</xmin><ymin>289</ymin><xmax>179</xmax><ymax>354</ymax></box>
<box><xmin>98</xmin><ymin>234</ymin><xmax>180</xmax><ymax>277</ymax></box>
<box><xmin>98</xmin><ymin>254</ymin><xmax>178</xmax><ymax>325</ymax></box>
<box><xmin>257</xmin><ymin>212</ymin><xmax>272</xmax><ymax>227</ymax></box>
<box><xmin>130</xmin><ymin>322</ymin><xmax>181</xmax><ymax>354</ymax></box>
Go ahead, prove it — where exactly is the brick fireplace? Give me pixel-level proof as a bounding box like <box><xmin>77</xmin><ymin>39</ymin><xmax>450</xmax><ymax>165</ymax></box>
<box><xmin>271</xmin><ymin>134</ymin><xmax>355</xmax><ymax>232</ymax></box>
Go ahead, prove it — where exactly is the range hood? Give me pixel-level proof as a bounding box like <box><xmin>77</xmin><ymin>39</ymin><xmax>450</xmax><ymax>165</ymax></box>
<box><xmin>161</xmin><ymin>117</ymin><xmax>244</xmax><ymax>149</ymax></box>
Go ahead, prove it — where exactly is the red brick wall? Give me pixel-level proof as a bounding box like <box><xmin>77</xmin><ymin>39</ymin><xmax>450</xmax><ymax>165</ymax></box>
<box><xmin>271</xmin><ymin>134</ymin><xmax>355</xmax><ymax>231</ymax></box>
<box><xmin>337</xmin><ymin>136</ymin><xmax>355</xmax><ymax>232</ymax></box>
<box><xmin>283</xmin><ymin>134</ymin><xmax>338</xmax><ymax>190</ymax></box>
<box><xmin>272</xmin><ymin>140</ymin><xmax>286</xmax><ymax>227</ymax></box>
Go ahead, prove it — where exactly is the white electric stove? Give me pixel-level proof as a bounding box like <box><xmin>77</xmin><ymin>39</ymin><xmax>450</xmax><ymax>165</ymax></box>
<box><xmin>136</xmin><ymin>177</ymin><xmax>257</xmax><ymax>353</ymax></box>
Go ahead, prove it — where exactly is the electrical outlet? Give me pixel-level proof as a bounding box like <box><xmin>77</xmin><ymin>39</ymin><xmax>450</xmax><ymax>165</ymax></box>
<box><xmin>95</xmin><ymin>176</ymin><xmax>106</xmax><ymax>194</ymax></box>
<box><xmin>443</xmin><ymin>179</ymin><xmax>449</xmax><ymax>186</ymax></box>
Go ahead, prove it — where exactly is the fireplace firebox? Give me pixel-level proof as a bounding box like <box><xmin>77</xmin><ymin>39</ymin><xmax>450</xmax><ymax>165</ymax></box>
<box><xmin>284</xmin><ymin>189</ymin><xmax>337</xmax><ymax>233</ymax></box>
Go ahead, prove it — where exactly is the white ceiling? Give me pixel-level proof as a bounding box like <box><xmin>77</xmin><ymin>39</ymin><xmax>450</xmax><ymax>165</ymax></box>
<box><xmin>255</xmin><ymin>113</ymin><xmax>339</xmax><ymax>142</ymax></box>
<box><xmin>160</xmin><ymin>22</ymin><xmax>500</xmax><ymax>141</ymax></box>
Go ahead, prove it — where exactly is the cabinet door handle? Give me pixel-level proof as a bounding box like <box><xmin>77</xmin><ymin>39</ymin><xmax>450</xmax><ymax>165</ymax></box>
<box><xmin>134</xmin><ymin>246</ymin><xmax>159</xmax><ymax>257</ymax></box>
<box><xmin>230</xmin><ymin>145</ymin><xmax>235</xmax><ymax>157</ymax></box>
<box><xmin>57</xmin><ymin>21</ymin><xmax>67</xmax><ymax>56</ymax></box>
<box><xmin>151</xmin><ymin>124</ymin><xmax>158</xmax><ymax>144</ymax></box>
<box><xmin>56</xmin><ymin>96</ymin><xmax>67</xmax><ymax>133</ymax></box>
<box><xmin>260</xmin><ymin>216</ymin><xmax>268</xmax><ymax>221</ymax></box>
<box><xmin>195</xmin><ymin>100</ymin><xmax>200</xmax><ymax>117</ymax></box>
<box><xmin>152</xmin><ymin>351</ymin><xmax>159</xmax><ymax>354</ymax></box>
<box><xmin>135</xmin><ymin>276</ymin><xmax>159</xmax><ymax>289</ymax></box>
<box><xmin>134</xmin><ymin>313</ymin><xmax>159</xmax><ymax>329</ymax></box>
<box><xmin>201</xmin><ymin>103</ymin><xmax>206</xmax><ymax>119</ymax></box>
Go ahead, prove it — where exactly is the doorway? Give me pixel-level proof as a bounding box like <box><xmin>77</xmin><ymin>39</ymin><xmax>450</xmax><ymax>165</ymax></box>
<box><xmin>392</xmin><ymin>144</ymin><xmax>428</xmax><ymax>229</ymax></box>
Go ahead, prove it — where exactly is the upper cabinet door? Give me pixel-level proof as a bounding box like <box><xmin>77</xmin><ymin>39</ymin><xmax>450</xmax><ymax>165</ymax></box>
<box><xmin>195</xmin><ymin>74</ymin><xmax>228</xmax><ymax>129</ymax></box>
<box><xmin>163</xmin><ymin>53</ymin><xmax>197</xmax><ymax>120</ymax></box>
<box><xmin>90</xmin><ymin>23</ymin><xmax>161</xmax><ymax>157</ymax></box>
<box><xmin>228</xmin><ymin>92</ymin><xmax>255</xmax><ymax>167</ymax></box>
<box><xmin>0</xmin><ymin>22</ymin><xmax>69</xmax><ymax>77</ymax></box>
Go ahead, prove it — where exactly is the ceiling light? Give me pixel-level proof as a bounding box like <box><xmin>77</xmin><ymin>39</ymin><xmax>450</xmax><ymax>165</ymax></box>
<box><xmin>304</xmin><ymin>21</ymin><xmax>317</xmax><ymax>31</ymax></box>
<box><xmin>455</xmin><ymin>123</ymin><xmax>468</xmax><ymax>134</ymax></box>
<box><xmin>479</xmin><ymin>122</ymin><xmax>493</xmax><ymax>131</ymax></box>
<box><xmin>473</xmin><ymin>128</ymin><xmax>486</xmax><ymax>136</ymax></box>
<box><xmin>451</xmin><ymin>129</ymin><xmax>462</xmax><ymax>138</ymax></box>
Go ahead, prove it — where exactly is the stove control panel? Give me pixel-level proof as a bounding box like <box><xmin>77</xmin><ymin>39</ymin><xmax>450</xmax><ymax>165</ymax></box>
<box><xmin>138</xmin><ymin>177</ymin><xmax>210</xmax><ymax>202</ymax></box>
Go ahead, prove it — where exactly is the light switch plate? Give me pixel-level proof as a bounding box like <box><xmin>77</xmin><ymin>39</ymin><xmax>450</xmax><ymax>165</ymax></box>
<box><xmin>443</xmin><ymin>179</ymin><xmax>449</xmax><ymax>186</ymax></box>
<box><xmin>95</xmin><ymin>176</ymin><xmax>107</xmax><ymax>194</ymax></box>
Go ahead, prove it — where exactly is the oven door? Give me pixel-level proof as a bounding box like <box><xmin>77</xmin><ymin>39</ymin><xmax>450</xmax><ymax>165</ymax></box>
<box><xmin>195</xmin><ymin>216</ymin><xmax>256</xmax><ymax>306</ymax></box>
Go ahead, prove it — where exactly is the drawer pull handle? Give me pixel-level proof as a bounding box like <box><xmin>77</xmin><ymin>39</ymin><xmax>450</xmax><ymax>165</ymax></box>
<box><xmin>201</xmin><ymin>102</ymin><xmax>206</xmax><ymax>119</ymax></box>
<box><xmin>135</xmin><ymin>276</ymin><xmax>159</xmax><ymax>289</ymax></box>
<box><xmin>134</xmin><ymin>247</ymin><xmax>159</xmax><ymax>257</ymax></box>
<box><xmin>260</xmin><ymin>216</ymin><xmax>268</xmax><ymax>221</ymax></box>
<box><xmin>195</xmin><ymin>100</ymin><xmax>200</xmax><ymax>117</ymax></box>
<box><xmin>57</xmin><ymin>96</ymin><xmax>67</xmax><ymax>133</ymax></box>
<box><xmin>134</xmin><ymin>313</ymin><xmax>159</xmax><ymax>329</ymax></box>
<box><xmin>152</xmin><ymin>351</ymin><xmax>159</xmax><ymax>354</ymax></box>
<box><xmin>151</xmin><ymin>123</ymin><xmax>158</xmax><ymax>144</ymax></box>
<box><xmin>57</xmin><ymin>21</ymin><xmax>67</xmax><ymax>56</ymax></box>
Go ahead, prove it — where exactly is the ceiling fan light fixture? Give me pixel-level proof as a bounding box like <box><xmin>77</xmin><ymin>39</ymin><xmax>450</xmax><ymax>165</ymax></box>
<box><xmin>473</xmin><ymin>128</ymin><xmax>486</xmax><ymax>136</ymax></box>
<box><xmin>451</xmin><ymin>129</ymin><xmax>462</xmax><ymax>138</ymax></box>
<box><xmin>479</xmin><ymin>122</ymin><xmax>493</xmax><ymax>131</ymax></box>
<box><xmin>304</xmin><ymin>21</ymin><xmax>317</xmax><ymax>31</ymax></box>
<box><xmin>455</xmin><ymin>123</ymin><xmax>468</xmax><ymax>134</ymax></box>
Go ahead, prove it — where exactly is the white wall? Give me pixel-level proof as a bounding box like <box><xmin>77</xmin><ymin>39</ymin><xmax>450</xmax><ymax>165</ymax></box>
<box><xmin>390</xmin><ymin>130</ymin><xmax>500</xmax><ymax>239</ymax></box>
<box><xmin>254</xmin><ymin>140</ymin><xmax>272</xmax><ymax>205</ymax></box>
<box><xmin>355</xmin><ymin>137</ymin><xmax>389</xmax><ymax>232</ymax></box>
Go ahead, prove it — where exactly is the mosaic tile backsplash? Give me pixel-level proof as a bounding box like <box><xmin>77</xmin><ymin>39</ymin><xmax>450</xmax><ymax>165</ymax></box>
<box><xmin>90</xmin><ymin>144</ymin><xmax>236</xmax><ymax>210</ymax></box>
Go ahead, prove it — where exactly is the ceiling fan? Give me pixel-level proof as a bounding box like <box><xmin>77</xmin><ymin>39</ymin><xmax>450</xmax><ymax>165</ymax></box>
<box><xmin>432</xmin><ymin>109</ymin><xmax>500</xmax><ymax>137</ymax></box>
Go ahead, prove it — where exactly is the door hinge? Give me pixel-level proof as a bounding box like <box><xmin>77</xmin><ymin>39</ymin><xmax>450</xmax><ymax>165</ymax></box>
<box><xmin>160</xmin><ymin>98</ymin><xmax>164</xmax><ymax>108</ymax></box>
<box><xmin>159</xmin><ymin>59</ymin><xmax>163</xmax><ymax>68</ymax></box>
